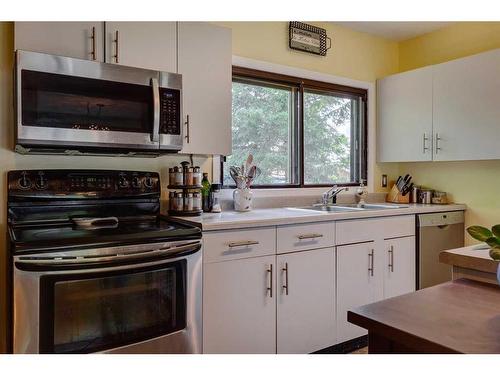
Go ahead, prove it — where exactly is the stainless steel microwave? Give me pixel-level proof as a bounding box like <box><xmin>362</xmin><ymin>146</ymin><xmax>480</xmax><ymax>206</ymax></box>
<box><xmin>15</xmin><ymin>50</ymin><xmax>183</xmax><ymax>156</ymax></box>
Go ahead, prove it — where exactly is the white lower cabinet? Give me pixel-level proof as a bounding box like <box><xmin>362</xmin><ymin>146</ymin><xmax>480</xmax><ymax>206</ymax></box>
<box><xmin>384</xmin><ymin>236</ymin><xmax>416</xmax><ymax>299</ymax></box>
<box><xmin>336</xmin><ymin>236</ymin><xmax>416</xmax><ymax>342</ymax></box>
<box><xmin>336</xmin><ymin>242</ymin><xmax>384</xmax><ymax>343</ymax></box>
<box><xmin>276</xmin><ymin>248</ymin><xmax>336</xmax><ymax>354</ymax></box>
<box><xmin>203</xmin><ymin>216</ymin><xmax>417</xmax><ymax>353</ymax></box>
<box><xmin>203</xmin><ymin>255</ymin><xmax>276</xmax><ymax>354</ymax></box>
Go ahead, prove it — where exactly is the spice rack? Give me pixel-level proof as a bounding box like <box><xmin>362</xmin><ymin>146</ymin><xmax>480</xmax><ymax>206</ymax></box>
<box><xmin>167</xmin><ymin>164</ymin><xmax>203</xmax><ymax>217</ymax></box>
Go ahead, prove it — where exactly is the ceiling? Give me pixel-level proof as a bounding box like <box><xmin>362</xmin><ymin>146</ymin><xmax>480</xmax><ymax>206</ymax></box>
<box><xmin>334</xmin><ymin>22</ymin><xmax>454</xmax><ymax>41</ymax></box>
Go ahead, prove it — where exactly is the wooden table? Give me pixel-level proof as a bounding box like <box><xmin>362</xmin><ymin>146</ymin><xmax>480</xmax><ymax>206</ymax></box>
<box><xmin>347</xmin><ymin>279</ymin><xmax>500</xmax><ymax>353</ymax></box>
<box><xmin>440</xmin><ymin>246</ymin><xmax>499</xmax><ymax>285</ymax></box>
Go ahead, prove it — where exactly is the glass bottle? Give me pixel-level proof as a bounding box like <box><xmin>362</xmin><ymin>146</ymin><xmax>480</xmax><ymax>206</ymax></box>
<box><xmin>201</xmin><ymin>173</ymin><xmax>212</xmax><ymax>212</ymax></box>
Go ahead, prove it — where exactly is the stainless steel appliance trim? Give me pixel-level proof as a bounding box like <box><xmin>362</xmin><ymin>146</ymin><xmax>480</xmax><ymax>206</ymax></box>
<box><xmin>151</xmin><ymin>77</ymin><xmax>160</xmax><ymax>142</ymax></box>
<box><xmin>13</xmin><ymin>239</ymin><xmax>202</xmax><ymax>354</ymax></box>
<box><xmin>16</xmin><ymin>241</ymin><xmax>201</xmax><ymax>267</ymax></box>
<box><xmin>418</xmin><ymin>211</ymin><xmax>464</xmax><ymax>227</ymax></box>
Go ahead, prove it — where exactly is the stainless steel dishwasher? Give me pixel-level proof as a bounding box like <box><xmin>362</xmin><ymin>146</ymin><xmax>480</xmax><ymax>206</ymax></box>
<box><xmin>417</xmin><ymin>211</ymin><xmax>465</xmax><ymax>289</ymax></box>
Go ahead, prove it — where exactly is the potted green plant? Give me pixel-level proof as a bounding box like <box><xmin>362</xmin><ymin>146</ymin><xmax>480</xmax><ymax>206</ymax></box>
<box><xmin>467</xmin><ymin>225</ymin><xmax>500</xmax><ymax>283</ymax></box>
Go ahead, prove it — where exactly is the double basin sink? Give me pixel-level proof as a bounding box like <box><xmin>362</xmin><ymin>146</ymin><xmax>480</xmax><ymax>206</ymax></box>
<box><xmin>298</xmin><ymin>203</ymin><xmax>409</xmax><ymax>213</ymax></box>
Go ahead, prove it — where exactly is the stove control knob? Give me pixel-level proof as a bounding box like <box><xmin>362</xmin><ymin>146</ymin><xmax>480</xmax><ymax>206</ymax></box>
<box><xmin>118</xmin><ymin>175</ymin><xmax>129</xmax><ymax>188</ymax></box>
<box><xmin>35</xmin><ymin>172</ymin><xmax>48</xmax><ymax>190</ymax></box>
<box><xmin>18</xmin><ymin>173</ymin><xmax>32</xmax><ymax>190</ymax></box>
<box><xmin>131</xmin><ymin>176</ymin><xmax>141</xmax><ymax>188</ymax></box>
<box><xmin>144</xmin><ymin>176</ymin><xmax>153</xmax><ymax>188</ymax></box>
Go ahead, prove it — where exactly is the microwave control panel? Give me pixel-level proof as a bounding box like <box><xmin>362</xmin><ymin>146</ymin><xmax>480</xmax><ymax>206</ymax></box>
<box><xmin>159</xmin><ymin>88</ymin><xmax>181</xmax><ymax>135</ymax></box>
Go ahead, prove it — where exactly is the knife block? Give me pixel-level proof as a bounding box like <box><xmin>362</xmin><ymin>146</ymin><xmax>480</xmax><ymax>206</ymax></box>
<box><xmin>386</xmin><ymin>184</ymin><xmax>410</xmax><ymax>203</ymax></box>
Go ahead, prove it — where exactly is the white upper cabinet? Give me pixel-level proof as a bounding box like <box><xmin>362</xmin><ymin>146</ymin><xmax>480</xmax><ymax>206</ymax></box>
<box><xmin>433</xmin><ymin>49</ymin><xmax>500</xmax><ymax>161</ymax></box>
<box><xmin>178</xmin><ymin>22</ymin><xmax>232</xmax><ymax>156</ymax></box>
<box><xmin>378</xmin><ymin>48</ymin><xmax>500</xmax><ymax>162</ymax></box>
<box><xmin>14</xmin><ymin>22</ymin><xmax>104</xmax><ymax>61</ymax></box>
<box><xmin>105</xmin><ymin>22</ymin><xmax>177</xmax><ymax>72</ymax></box>
<box><xmin>377</xmin><ymin>66</ymin><xmax>433</xmax><ymax>162</ymax></box>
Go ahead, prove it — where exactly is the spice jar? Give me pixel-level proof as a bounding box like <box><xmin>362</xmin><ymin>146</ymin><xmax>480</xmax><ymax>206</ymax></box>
<box><xmin>185</xmin><ymin>192</ymin><xmax>194</xmax><ymax>211</ymax></box>
<box><xmin>173</xmin><ymin>167</ymin><xmax>183</xmax><ymax>186</ymax></box>
<box><xmin>193</xmin><ymin>192</ymin><xmax>202</xmax><ymax>211</ymax></box>
<box><xmin>175</xmin><ymin>192</ymin><xmax>184</xmax><ymax>212</ymax></box>
<box><xmin>193</xmin><ymin>167</ymin><xmax>202</xmax><ymax>186</ymax></box>
<box><xmin>168</xmin><ymin>168</ymin><xmax>175</xmax><ymax>186</ymax></box>
<box><xmin>169</xmin><ymin>191</ymin><xmax>175</xmax><ymax>211</ymax></box>
<box><xmin>184</xmin><ymin>167</ymin><xmax>194</xmax><ymax>186</ymax></box>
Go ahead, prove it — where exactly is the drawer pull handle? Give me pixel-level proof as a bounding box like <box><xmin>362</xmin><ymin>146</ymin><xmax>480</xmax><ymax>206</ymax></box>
<box><xmin>388</xmin><ymin>245</ymin><xmax>394</xmax><ymax>272</ymax></box>
<box><xmin>368</xmin><ymin>249</ymin><xmax>374</xmax><ymax>276</ymax></box>
<box><xmin>297</xmin><ymin>233</ymin><xmax>323</xmax><ymax>240</ymax></box>
<box><xmin>282</xmin><ymin>262</ymin><xmax>289</xmax><ymax>295</ymax></box>
<box><xmin>227</xmin><ymin>240</ymin><xmax>260</xmax><ymax>248</ymax></box>
<box><xmin>267</xmin><ymin>264</ymin><xmax>273</xmax><ymax>298</ymax></box>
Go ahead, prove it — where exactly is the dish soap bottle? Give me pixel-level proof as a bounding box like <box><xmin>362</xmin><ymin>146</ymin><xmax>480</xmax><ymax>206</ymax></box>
<box><xmin>201</xmin><ymin>173</ymin><xmax>212</xmax><ymax>212</ymax></box>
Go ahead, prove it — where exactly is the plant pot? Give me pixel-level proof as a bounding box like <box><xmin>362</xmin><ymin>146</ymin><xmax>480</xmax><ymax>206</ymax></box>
<box><xmin>233</xmin><ymin>188</ymin><xmax>253</xmax><ymax>212</ymax></box>
<box><xmin>497</xmin><ymin>263</ymin><xmax>500</xmax><ymax>285</ymax></box>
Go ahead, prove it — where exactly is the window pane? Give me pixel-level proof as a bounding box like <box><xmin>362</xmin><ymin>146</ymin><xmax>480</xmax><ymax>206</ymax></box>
<box><xmin>224</xmin><ymin>80</ymin><xmax>295</xmax><ymax>185</ymax></box>
<box><xmin>303</xmin><ymin>90</ymin><xmax>356</xmax><ymax>185</ymax></box>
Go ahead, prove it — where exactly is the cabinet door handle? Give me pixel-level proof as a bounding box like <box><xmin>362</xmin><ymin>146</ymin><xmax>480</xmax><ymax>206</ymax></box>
<box><xmin>368</xmin><ymin>249</ymin><xmax>374</xmax><ymax>276</ymax></box>
<box><xmin>227</xmin><ymin>240</ymin><xmax>259</xmax><ymax>248</ymax></box>
<box><xmin>435</xmin><ymin>133</ymin><xmax>442</xmax><ymax>154</ymax></box>
<box><xmin>297</xmin><ymin>233</ymin><xmax>323</xmax><ymax>240</ymax></box>
<box><xmin>423</xmin><ymin>133</ymin><xmax>429</xmax><ymax>153</ymax></box>
<box><xmin>388</xmin><ymin>245</ymin><xmax>394</xmax><ymax>272</ymax></box>
<box><xmin>113</xmin><ymin>30</ymin><xmax>119</xmax><ymax>63</ymax></box>
<box><xmin>90</xmin><ymin>26</ymin><xmax>96</xmax><ymax>61</ymax></box>
<box><xmin>267</xmin><ymin>264</ymin><xmax>273</xmax><ymax>298</ymax></box>
<box><xmin>282</xmin><ymin>262</ymin><xmax>289</xmax><ymax>295</ymax></box>
<box><xmin>185</xmin><ymin>115</ymin><xmax>190</xmax><ymax>143</ymax></box>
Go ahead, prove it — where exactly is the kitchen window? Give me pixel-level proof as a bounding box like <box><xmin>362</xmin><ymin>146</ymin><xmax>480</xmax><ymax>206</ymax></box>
<box><xmin>223</xmin><ymin>67</ymin><xmax>367</xmax><ymax>188</ymax></box>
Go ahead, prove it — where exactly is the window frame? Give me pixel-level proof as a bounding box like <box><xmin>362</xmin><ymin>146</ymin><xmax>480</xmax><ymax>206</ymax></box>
<box><xmin>223</xmin><ymin>66</ymin><xmax>368</xmax><ymax>188</ymax></box>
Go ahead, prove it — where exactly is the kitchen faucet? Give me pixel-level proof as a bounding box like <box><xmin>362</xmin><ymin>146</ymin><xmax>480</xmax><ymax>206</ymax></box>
<box><xmin>322</xmin><ymin>185</ymin><xmax>349</xmax><ymax>205</ymax></box>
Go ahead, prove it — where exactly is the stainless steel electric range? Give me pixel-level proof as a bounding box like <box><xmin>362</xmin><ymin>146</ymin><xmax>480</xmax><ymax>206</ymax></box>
<box><xmin>7</xmin><ymin>169</ymin><xmax>202</xmax><ymax>354</ymax></box>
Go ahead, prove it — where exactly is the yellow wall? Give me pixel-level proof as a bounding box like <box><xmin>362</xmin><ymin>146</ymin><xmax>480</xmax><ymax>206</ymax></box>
<box><xmin>397</xmin><ymin>22</ymin><xmax>500</xmax><ymax>245</ymax></box>
<box><xmin>218</xmin><ymin>22</ymin><xmax>399</xmax><ymax>82</ymax></box>
<box><xmin>399</xmin><ymin>22</ymin><xmax>500</xmax><ymax>72</ymax></box>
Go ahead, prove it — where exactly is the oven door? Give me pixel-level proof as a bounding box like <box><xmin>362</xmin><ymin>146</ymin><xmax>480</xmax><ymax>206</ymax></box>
<box><xmin>16</xmin><ymin>50</ymin><xmax>166</xmax><ymax>151</ymax></box>
<box><xmin>13</xmin><ymin>241</ymin><xmax>202</xmax><ymax>354</ymax></box>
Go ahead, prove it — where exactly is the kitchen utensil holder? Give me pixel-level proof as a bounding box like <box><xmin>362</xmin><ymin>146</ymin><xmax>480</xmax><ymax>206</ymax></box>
<box><xmin>386</xmin><ymin>184</ymin><xmax>410</xmax><ymax>204</ymax></box>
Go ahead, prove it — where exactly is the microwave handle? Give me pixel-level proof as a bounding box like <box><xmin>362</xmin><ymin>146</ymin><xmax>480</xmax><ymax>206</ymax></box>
<box><xmin>151</xmin><ymin>77</ymin><xmax>160</xmax><ymax>142</ymax></box>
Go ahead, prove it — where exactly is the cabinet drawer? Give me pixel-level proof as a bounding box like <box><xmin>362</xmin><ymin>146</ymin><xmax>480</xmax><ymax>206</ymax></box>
<box><xmin>203</xmin><ymin>227</ymin><xmax>276</xmax><ymax>263</ymax></box>
<box><xmin>277</xmin><ymin>222</ymin><xmax>335</xmax><ymax>254</ymax></box>
<box><xmin>336</xmin><ymin>215</ymin><xmax>415</xmax><ymax>245</ymax></box>
<box><xmin>382</xmin><ymin>215</ymin><xmax>415</xmax><ymax>239</ymax></box>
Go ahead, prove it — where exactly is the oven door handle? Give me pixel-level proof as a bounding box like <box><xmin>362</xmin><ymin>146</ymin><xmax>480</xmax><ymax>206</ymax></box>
<box><xmin>15</xmin><ymin>241</ymin><xmax>201</xmax><ymax>272</ymax></box>
<box><xmin>150</xmin><ymin>77</ymin><xmax>160</xmax><ymax>143</ymax></box>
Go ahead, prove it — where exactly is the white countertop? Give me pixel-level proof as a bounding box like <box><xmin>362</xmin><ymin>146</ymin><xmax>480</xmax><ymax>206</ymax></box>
<box><xmin>171</xmin><ymin>203</ymin><xmax>466</xmax><ymax>231</ymax></box>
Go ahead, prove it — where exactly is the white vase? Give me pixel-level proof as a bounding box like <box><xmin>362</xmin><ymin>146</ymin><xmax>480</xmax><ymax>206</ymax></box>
<box><xmin>233</xmin><ymin>188</ymin><xmax>253</xmax><ymax>212</ymax></box>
